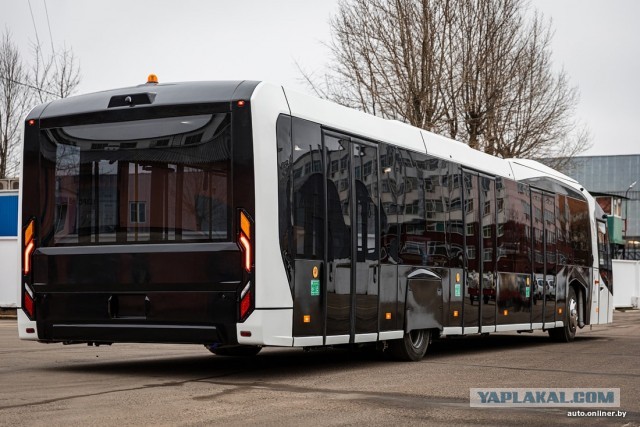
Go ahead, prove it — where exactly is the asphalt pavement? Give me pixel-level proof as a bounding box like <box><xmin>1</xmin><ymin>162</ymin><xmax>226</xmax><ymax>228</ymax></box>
<box><xmin>0</xmin><ymin>311</ymin><xmax>639</xmax><ymax>426</ymax></box>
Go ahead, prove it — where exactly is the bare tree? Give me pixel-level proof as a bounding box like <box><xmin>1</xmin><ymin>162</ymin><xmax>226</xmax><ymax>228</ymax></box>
<box><xmin>0</xmin><ymin>30</ymin><xmax>30</xmax><ymax>178</ymax></box>
<box><xmin>30</xmin><ymin>43</ymin><xmax>80</xmax><ymax>103</ymax></box>
<box><xmin>0</xmin><ymin>30</ymin><xmax>80</xmax><ymax>178</ymax></box>
<box><xmin>302</xmin><ymin>0</ymin><xmax>590</xmax><ymax>163</ymax></box>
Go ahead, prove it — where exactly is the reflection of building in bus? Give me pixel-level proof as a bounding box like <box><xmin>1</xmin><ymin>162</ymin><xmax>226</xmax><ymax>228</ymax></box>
<box><xmin>53</xmin><ymin>171</ymin><xmax>227</xmax><ymax>243</ymax></box>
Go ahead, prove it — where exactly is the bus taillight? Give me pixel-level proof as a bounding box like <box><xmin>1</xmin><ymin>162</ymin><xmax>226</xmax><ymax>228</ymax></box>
<box><xmin>238</xmin><ymin>210</ymin><xmax>253</xmax><ymax>273</ymax></box>
<box><xmin>23</xmin><ymin>219</ymin><xmax>37</xmax><ymax>319</ymax></box>
<box><xmin>23</xmin><ymin>220</ymin><xmax>35</xmax><ymax>276</ymax></box>
<box><xmin>237</xmin><ymin>210</ymin><xmax>254</xmax><ymax>322</ymax></box>
<box><xmin>240</xmin><ymin>282</ymin><xmax>251</xmax><ymax>320</ymax></box>
<box><xmin>23</xmin><ymin>285</ymin><xmax>35</xmax><ymax>319</ymax></box>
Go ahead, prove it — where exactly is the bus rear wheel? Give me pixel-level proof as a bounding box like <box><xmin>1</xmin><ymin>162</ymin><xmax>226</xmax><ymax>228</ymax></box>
<box><xmin>549</xmin><ymin>287</ymin><xmax>578</xmax><ymax>342</ymax></box>
<box><xmin>206</xmin><ymin>345</ymin><xmax>262</xmax><ymax>357</ymax></box>
<box><xmin>390</xmin><ymin>329</ymin><xmax>430</xmax><ymax>361</ymax></box>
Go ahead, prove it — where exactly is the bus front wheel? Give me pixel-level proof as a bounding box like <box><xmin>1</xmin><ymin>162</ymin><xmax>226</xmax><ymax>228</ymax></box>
<box><xmin>390</xmin><ymin>329</ymin><xmax>430</xmax><ymax>361</ymax></box>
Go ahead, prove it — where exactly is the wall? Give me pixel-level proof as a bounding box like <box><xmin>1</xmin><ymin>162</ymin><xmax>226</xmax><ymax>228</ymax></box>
<box><xmin>0</xmin><ymin>191</ymin><xmax>19</xmax><ymax>307</ymax></box>
<box><xmin>612</xmin><ymin>260</ymin><xmax>640</xmax><ymax>308</ymax></box>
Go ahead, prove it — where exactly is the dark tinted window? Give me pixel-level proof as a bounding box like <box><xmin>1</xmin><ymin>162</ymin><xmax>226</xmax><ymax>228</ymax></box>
<box><xmin>276</xmin><ymin>115</ymin><xmax>293</xmax><ymax>279</ymax></box>
<box><xmin>43</xmin><ymin>113</ymin><xmax>231</xmax><ymax>245</ymax></box>
<box><xmin>292</xmin><ymin>118</ymin><xmax>324</xmax><ymax>259</ymax></box>
<box><xmin>379</xmin><ymin>143</ymin><xmax>400</xmax><ymax>263</ymax></box>
<box><xmin>567</xmin><ymin>196</ymin><xmax>592</xmax><ymax>266</ymax></box>
<box><xmin>448</xmin><ymin>163</ymin><xmax>464</xmax><ymax>268</ymax></box>
<box><xmin>497</xmin><ymin>179</ymin><xmax>531</xmax><ymax>273</ymax></box>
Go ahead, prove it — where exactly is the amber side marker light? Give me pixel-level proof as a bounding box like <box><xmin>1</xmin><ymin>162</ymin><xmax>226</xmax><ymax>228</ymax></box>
<box><xmin>385</xmin><ymin>312</ymin><xmax>392</xmax><ymax>320</ymax></box>
<box><xmin>558</xmin><ymin>308</ymin><xmax>563</xmax><ymax>315</ymax></box>
<box><xmin>453</xmin><ymin>310</ymin><xmax>459</xmax><ymax>317</ymax></box>
<box><xmin>503</xmin><ymin>309</ymin><xmax>509</xmax><ymax>316</ymax></box>
<box><xmin>303</xmin><ymin>315</ymin><xmax>311</xmax><ymax>323</ymax></box>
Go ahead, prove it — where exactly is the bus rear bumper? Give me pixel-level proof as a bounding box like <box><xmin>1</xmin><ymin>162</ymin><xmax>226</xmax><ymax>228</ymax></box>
<box><xmin>236</xmin><ymin>308</ymin><xmax>293</xmax><ymax>346</ymax></box>
<box><xmin>18</xmin><ymin>310</ymin><xmax>39</xmax><ymax>341</ymax></box>
<box><xmin>43</xmin><ymin>323</ymin><xmax>230</xmax><ymax>345</ymax></box>
<box><xmin>31</xmin><ymin>290</ymin><xmax>240</xmax><ymax>345</ymax></box>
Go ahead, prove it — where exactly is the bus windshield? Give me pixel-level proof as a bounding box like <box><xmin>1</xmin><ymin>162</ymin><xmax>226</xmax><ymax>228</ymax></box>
<box><xmin>40</xmin><ymin>113</ymin><xmax>231</xmax><ymax>246</ymax></box>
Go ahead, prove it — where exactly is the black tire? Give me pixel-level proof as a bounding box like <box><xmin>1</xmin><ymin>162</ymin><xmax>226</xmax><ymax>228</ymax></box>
<box><xmin>390</xmin><ymin>329</ymin><xmax>430</xmax><ymax>361</ymax></box>
<box><xmin>549</xmin><ymin>286</ymin><xmax>578</xmax><ymax>342</ymax></box>
<box><xmin>206</xmin><ymin>345</ymin><xmax>262</xmax><ymax>357</ymax></box>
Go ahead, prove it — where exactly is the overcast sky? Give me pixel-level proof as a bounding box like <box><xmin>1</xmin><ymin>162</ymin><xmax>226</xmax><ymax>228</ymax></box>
<box><xmin>2</xmin><ymin>0</ymin><xmax>639</xmax><ymax>157</ymax></box>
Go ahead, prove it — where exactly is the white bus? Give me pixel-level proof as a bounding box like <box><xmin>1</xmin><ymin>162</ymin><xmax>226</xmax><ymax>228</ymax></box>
<box><xmin>18</xmin><ymin>79</ymin><xmax>613</xmax><ymax>360</ymax></box>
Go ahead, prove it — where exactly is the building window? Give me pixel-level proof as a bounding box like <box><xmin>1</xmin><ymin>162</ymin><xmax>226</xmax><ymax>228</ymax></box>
<box><xmin>363</xmin><ymin>161</ymin><xmax>372</xmax><ymax>177</ymax></box>
<box><xmin>484</xmin><ymin>200</ymin><xmax>491</xmax><ymax>216</ymax></box>
<box><xmin>466</xmin><ymin>223</ymin><xmax>474</xmax><ymax>236</ymax></box>
<box><xmin>467</xmin><ymin>246</ymin><xmax>476</xmax><ymax>259</ymax></box>
<box><xmin>130</xmin><ymin>201</ymin><xmax>146</xmax><ymax>223</ymax></box>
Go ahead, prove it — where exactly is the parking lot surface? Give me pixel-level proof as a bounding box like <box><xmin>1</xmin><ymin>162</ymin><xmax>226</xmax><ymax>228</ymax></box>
<box><xmin>0</xmin><ymin>311</ymin><xmax>639</xmax><ymax>426</ymax></box>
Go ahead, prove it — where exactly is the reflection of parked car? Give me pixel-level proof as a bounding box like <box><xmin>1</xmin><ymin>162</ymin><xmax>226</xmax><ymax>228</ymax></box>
<box><xmin>399</xmin><ymin>240</ymin><xmax>448</xmax><ymax>266</ymax></box>
<box><xmin>535</xmin><ymin>278</ymin><xmax>545</xmax><ymax>300</ymax></box>
<box><xmin>546</xmin><ymin>279</ymin><xmax>556</xmax><ymax>300</ymax></box>
<box><xmin>534</xmin><ymin>276</ymin><xmax>556</xmax><ymax>301</ymax></box>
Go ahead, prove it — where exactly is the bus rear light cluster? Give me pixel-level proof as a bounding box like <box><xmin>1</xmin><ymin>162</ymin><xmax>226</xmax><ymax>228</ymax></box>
<box><xmin>23</xmin><ymin>285</ymin><xmax>35</xmax><ymax>318</ymax></box>
<box><xmin>23</xmin><ymin>220</ymin><xmax>35</xmax><ymax>276</ymax></box>
<box><xmin>238</xmin><ymin>210</ymin><xmax>253</xmax><ymax>273</ymax></box>
<box><xmin>239</xmin><ymin>282</ymin><xmax>251</xmax><ymax>320</ymax></box>
<box><xmin>237</xmin><ymin>210</ymin><xmax>254</xmax><ymax>321</ymax></box>
<box><xmin>239</xmin><ymin>234</ymin><xmax>252</xmax><ymax>272</ymax></box>
<box><xmin>22</xmin><ymin>219</ymin><xmax>36</xmax><ymax>319</ymax></box>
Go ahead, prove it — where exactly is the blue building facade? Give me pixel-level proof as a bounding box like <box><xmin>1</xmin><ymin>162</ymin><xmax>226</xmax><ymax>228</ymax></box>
<box><xmin>0</xmin><ymin>192</ymin><xmax>18</xmax><ymax>237</ymax></box>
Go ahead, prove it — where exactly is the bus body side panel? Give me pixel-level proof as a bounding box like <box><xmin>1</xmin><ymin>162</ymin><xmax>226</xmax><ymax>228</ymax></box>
<box><xmin>18</xmin><ymin>104</ymin><xmax>50</xmax><ymax>340</ymax></box>
<box><xmin>237</xmin><ymin>82</ymin><xmax>293</xmax><ymax>346</ymax></box>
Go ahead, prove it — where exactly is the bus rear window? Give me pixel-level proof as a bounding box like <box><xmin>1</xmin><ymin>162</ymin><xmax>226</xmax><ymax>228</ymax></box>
<box><xmin>41</xmin><ymin>113</ymin><xmax>231</xmax><ymax>245</ymax></box>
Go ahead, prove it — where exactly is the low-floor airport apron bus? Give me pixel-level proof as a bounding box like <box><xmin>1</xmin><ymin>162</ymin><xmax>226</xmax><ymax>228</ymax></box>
<box><xmin>18</xmin><ymin>77</ymin><xmax>613</xmax><ymax>360</ymax></box>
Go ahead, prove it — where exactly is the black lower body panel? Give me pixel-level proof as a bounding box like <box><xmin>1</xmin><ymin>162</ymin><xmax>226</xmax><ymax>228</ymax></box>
<box><xmin>34</xmin><ymin>290</ymin><xmax>238</xmax><ymax>345</ymax></box>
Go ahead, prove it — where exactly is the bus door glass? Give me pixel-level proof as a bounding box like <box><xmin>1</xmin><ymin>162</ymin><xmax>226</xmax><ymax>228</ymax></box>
<box><xmin>531</xmin><ymin>190</ymin><xmax>545</xmax><ymax>325</ymax></box>
<box><xmin>543</xmin><ymin>193</ymin><xmax>557</xmax><ymax>325</ymax></box>
<box><xmin>324</xmin><ymin>132</ymin><xmax>379</xmax><ymax>342</ymax></box>
<box><xmin>324</xmin><ymin>133</ymin><xmax>352</xmax><ymax>339</ymax></box>
<box><xmin>597</xmin><ymin>220</ymin><xmax>611</xmax><ymax>323</ymax></box>
<box><xmin>480</xmin><ymin>176</ymin><xmax>497</xmax><ymax>331</ymax></box>
<box><xmin>352</xmin><ymin>140</ymin><xmax>379</xmax><ymax>336</ymax></box>
<box><xmin>462</xmin><ymin>170</ymin><xmax>480</xmax><ymax>332</ymax></box>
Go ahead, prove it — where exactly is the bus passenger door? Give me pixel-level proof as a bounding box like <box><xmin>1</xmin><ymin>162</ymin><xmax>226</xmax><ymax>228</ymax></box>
<box><xmin>324</xmin><ymin>133</ymin><xmax>352</xmax><ymax>340</ymax></box>
<box><xmin>324</xmin><ymin>133</ymin><xmax>379</xmax><ymax>343</ymax></box>
<box><xmin>480</xmin><ymin>176</ymin><xmax>497</xmax><ymax>331</ymax></box>
<box><xmin>543</xmin><ymin>193</ymin><xmax>557</xmax><ymax>327</ymax></box>
<box><xmin>352</xmin><ymin>141</ymin><xmax>379</xmax><ymax>339</ymax></box>
<box><xmin>597</xmin><ymin>220</ymin><xmax>612</xmax><ymax>324</ymax></box>
<box><xmin>531</xmin><ymin>190</ymin><xmax>545</xmax><ymax>327</ymax></box>
<box><xmin>462</xmin><ymin>170</ymin><xmax>481</xmax><ymax>333</ymax></box>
